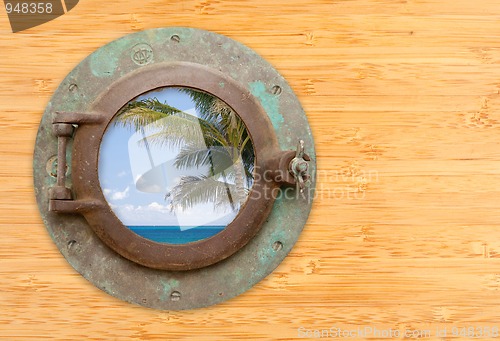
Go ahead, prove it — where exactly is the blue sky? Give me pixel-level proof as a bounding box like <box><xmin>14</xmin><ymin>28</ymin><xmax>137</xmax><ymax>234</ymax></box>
<box><xmin>98</xmin><ymin>87</ymin><xmax>241</xmax><ymax>228</ymax></box>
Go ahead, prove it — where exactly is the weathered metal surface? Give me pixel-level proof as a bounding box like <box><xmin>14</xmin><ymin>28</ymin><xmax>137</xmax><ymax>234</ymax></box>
<box><xmin>54</xmin><ymin>62</ymin><xmax>282</xmax><ymax>271</ymax></box>
<box><xmin>34</xmin><ymin>27</ymin><xmax>316</xmax><ymax>310</ymax></box>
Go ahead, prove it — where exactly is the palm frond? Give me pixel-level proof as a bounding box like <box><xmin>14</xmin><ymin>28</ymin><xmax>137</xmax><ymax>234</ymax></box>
<box><xmin>168</xmin><ymin>175</ymin><xmax>243</xmax><ymax>212</ymax></box>
<box><xmin>179</xmin><ymin>88</ymin><xmax>218</xmax><ymax>122</ymax></box>
<box><xmin>117</xmin><ymin>98</ymin><xmax>230</xmax><ymax>149</ymax></box>
<box><xmin>114</xmin><ymin>99</ymin><xmax>183</xmax><ymax>131</ymax></box>
<box><xmin>137</xmin><ymin>114</ymin><xmax>206</xmax><ymax>149</ymax></box>
<box><xmin>174</xmin><ymin>144</ymin><xmax>233</xmax><ymax>174</ymax></box>
<box><xmin>114</xmin><ymin>107</ymin><xmax>171</xmax><ymax>132</ymax></box>
<box><xmin>179</xmin><ymin>88</ymin><xmax>239</xmax><ymax>134</ymax></box>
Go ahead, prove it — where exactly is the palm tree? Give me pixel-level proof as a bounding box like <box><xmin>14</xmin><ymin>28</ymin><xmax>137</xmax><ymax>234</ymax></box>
<box><xmin>114</xmin><ymin>88</ymin><xmax>254</xmax><ymax>213</ymax></box>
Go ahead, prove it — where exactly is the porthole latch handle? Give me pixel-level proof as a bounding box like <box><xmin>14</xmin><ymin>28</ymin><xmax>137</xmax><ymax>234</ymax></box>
<box><xmin>289</xmin><ymin>140</ymin><xmax>311</xmax><ymax>193</ymax></box>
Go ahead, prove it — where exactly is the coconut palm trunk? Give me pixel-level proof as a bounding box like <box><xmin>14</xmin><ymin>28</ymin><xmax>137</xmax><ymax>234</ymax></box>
<box><xmin>232</xmin><ymin>156</ymin><xmax>246</xmax><ymax>207</ymax></box>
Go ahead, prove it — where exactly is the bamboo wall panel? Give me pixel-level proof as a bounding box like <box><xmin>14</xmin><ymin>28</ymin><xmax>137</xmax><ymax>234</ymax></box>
<box><xmin>1</xmin><ymin>0</ymin><xmax>500</xmax><ymax>339</ymax></box>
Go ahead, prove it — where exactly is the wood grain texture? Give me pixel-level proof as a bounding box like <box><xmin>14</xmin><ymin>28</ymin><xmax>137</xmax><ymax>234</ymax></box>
<box><xmin>1</xmin><ymin>0</ymin><xmax>500</xmax><ymax>339</ymax></box>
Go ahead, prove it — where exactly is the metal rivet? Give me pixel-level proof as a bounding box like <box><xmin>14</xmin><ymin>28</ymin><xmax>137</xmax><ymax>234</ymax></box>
<box><xmin>170</xmin><ymin>291</ymin><xmax>181</xmax><ymax>301</ymax></box>
<box><xmin>171</xmin><ymin>35</ymin><xmax>180</xmax><ymax>43</ymax></box>
<box><xmin>272</xmin><ymin>241</ymin><xmax>283</xmax><ymax>251</ymax></box>
<box><xmin>68</xmin><ymin>240</ymin><xmax>77</xmax><ymax>249</ymax></box>
<box><xmin>69</xmin><ymin>84</ymin><xmax>78</xmax><ymax>92</ymax></box>
<box><xmin>271</xmin><ymin>85</ymin><xmax>282</xmax><ymax>95</ymax></box>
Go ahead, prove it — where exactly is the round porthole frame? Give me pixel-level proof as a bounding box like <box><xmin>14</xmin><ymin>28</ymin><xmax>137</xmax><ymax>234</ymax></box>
<box><xmin>34</xmin><ymin>27</ymin><xmax>316</xmax><ymax>310</ymax></box>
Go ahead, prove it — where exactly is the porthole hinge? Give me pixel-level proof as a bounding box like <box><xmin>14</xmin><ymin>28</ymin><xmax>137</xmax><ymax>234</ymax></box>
<box><xmin>49</xmin><ymin>199</ymin><xmax>104</xmax><ymax>213</ymax></box>
<box><xmin>49</xmin><ymin>111</ymin><xmax>105</xmax><ymax>212</ymax></box>
<box><xmin>52</xmin><ymin>111</ymin><xmax>105</xmax><ymax>125</ymax></box>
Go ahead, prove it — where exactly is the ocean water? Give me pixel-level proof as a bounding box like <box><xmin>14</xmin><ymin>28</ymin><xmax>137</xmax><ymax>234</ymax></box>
<box><xmin>128</xmin><ymin>225</ymin><xmax>225</xmax><ymax>244</ymax></box>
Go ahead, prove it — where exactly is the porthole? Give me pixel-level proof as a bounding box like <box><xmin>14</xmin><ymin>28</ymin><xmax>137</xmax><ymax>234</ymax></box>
<box><xmin>99</xmin><ymin>86</ymin><xmax>256</xmax><ymax>245</ymax></box>
<box><xmin>33</xmin><ymin>27</ymin><xmax>316</xmax><ymax>310</ymax></box>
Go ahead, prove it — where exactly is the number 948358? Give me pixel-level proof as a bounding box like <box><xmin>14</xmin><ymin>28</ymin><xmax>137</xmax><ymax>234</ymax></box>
<box><xmin>5</xmin><ymin>2</ymin><xmax>53</xmax><ymax>14</ymax></box>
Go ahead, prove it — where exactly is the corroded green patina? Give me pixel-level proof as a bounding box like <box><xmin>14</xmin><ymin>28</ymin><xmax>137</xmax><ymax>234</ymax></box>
<box><xmin>249</xmin><ymin>81</ymin><xmax>284</xmax><ymax>130</ymax></box>
<box><xmin>33</xmin><ymin>27</ymin><xmax>316</xmax><ymax>310</ymax></box>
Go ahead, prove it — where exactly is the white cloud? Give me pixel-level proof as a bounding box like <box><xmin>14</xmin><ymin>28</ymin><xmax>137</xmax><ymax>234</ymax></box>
<box><xmin>110</xmin><ymin>202</ymin><xmax>176</xmax><ymax>226</ymax></box>
<box><xmin>148</xmin><ymin>202</ymin><xmax>170</xmax><ymax>212</ymax></box>
<box><xmin>103</xmin><ymin>188</ymin><xmax>112</xmax><ymax>195</ymax></box>
<box><xmin>117</xmin><ymin>171</ymin><xmax>127</xmax><ymax>178</ymax></box>
<box><xmin>121</xmin><ymin>204</ymin><xmax>135</xmax><ymax>211</ymax></box>
<box><xmin>111</xmin><ymin>186</ymin><xmax>130</xmax><ymax>200</ymax></box>
<box><xmin>109</xmin><ymin>199</ymin><xmax>237</xmax><ymax>227</ymax></box>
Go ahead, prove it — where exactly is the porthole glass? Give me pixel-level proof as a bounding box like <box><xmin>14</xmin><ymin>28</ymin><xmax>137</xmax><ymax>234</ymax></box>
<box><xmin>99</xmin><ymin>87</ymin><xmax>255</xmax><ymax>244</ymax></box>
